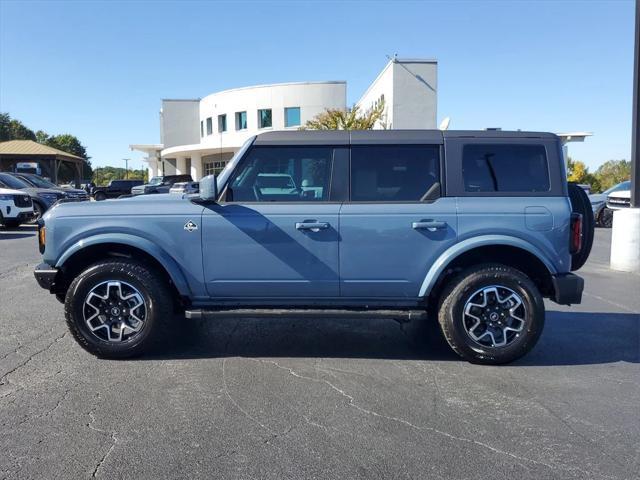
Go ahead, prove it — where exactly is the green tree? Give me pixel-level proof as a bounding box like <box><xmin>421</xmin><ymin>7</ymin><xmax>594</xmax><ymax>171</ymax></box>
<box><xmin>594</xmin><ymin>159</ymin><xmax>631</xmax><ymax>191</ymax></box>
<box><xmin>567</xmin><ymin>157</ymin><xmax>601</xmax><ymax>192</ymax></box>
<box><xmin>302</xmin><ymin>99</ymin><xmax>386</xmax><ymax>130</ymax></box>
<box><xmin>0</xmin><ymin>112</ymin><xmax>36</xmax><ymax>141</ymax></box>
<box><xmin>93</xmin><ymin>166</ymin><xmax>147</xmax><ymax>186</ymax></box>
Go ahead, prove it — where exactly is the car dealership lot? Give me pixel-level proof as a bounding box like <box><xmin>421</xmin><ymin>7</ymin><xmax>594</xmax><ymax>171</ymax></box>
<box><xmin>0</xmin><ymin>228</ymin><xmax>638</xmax><ymax>479</ymax></box>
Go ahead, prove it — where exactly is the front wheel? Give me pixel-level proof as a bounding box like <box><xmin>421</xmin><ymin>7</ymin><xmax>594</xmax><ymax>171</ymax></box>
<box><xmin>437</xmin><ymin>264</ymin><xmax>545</xmax><ymax>365</ymax></box>
<box><xmin>64</xmin><ymin>259</ymin><xmax>173</xmax><ymax>358</ymax></box>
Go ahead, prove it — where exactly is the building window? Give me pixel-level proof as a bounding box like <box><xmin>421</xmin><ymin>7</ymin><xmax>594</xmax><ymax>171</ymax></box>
<box><xmin>204</xmin><ymin>161</ymin><xmax>227</xmax><ymax>176</ymax></box>
<box><xmin>235</xmin><ymin>111</ymin><xmax>247</xmax><ymax>130</ymax></box>
<box><xmin>200</xmin><ymin>121</ymin><xmax>204</xmax><ymax>138</ymax></box>
<box><xmin>206</xmin><ymin>117</ymin><xmax>213</xmax><ymax>135</ymax></box>
<box><xmin>218</xmin><ymin>114</ymin><xmax>227</xmax><ymax>133</ymax></box>
<box><xmin>284</xmin><ymin>107</ymin><xmax>301</xmax><ymax>127</ymax></box>
<box><xmin>258</xmin><ymin>108</ymin><xmax>272</xmax><ymax>129</ymax></box>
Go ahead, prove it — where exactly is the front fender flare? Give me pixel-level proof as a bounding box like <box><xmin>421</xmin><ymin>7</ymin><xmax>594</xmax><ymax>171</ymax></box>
<box><xmin>418</xmin><ymin>235</ymin><xmax>558</xmax><ymax>297</ymax></box>
<box><xmin>55</xmin><ymin>233</ymin><xmax>191</xmax><ymax>296</ymax></box>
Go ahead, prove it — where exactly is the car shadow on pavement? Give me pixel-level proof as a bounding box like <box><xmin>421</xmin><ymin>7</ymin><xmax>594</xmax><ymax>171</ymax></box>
<box><xmin>0</xmin><ymin>225</ymin><xmax>37</xmax><ymax>240</ymax></box>
<box><xmin>138</xmin><ymin>310</ymin><xmax>639</xmax><ymax>365</ymax></box>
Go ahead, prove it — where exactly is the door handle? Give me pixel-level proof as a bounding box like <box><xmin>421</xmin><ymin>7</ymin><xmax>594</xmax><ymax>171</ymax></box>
<box><xmin>412</xmin><ymin>221</ymin><xmax>447</xmax><ymax>232</ymax></box>
<box><xmin>296</xmin><ymin>222</ymin><xmax>329</xmax><ymax>232</ymax></box>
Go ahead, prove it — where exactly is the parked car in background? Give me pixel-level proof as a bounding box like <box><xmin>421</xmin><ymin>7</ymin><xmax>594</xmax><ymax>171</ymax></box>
<box><xmin>131</xmin><ymin>174</ymin><xmax>192</xmax><ymax>196</ymax></box>
<box><xmin>34</xmin><ymin>130</ymin><xmax>593</xmax><ymax>364</ymax></box>
<box><xmin>91</xmin><ymin>179</ymin><xmax>144</xmax><ymax>201</ymax></box>
<box><xmin>589</xmin><ymin>180</ymin><xmax>630</xmax><ymax>228</ymax></box>
<box><xmin>0</xmin><ymin>172</ymin><xmax>66</xmax><ymax>221</ymax></box>
<box><xmin>607</xmin><ymin>188</ymin><xmax>631</xmax><ymax>211</ymax></box>
<box><xmin>169</xmin><ymin>181</ymin><xmax>199</xmax><ymax>194</ymax></box>
<box><xmin>12</xmin><ymin>173</ymin><xmax>89</xmax><ymax>202</ymax></box>
<box><xmin>0</xmin><ymin>187</ymin><xmax>34</xmax><ymax>228</ymax></box>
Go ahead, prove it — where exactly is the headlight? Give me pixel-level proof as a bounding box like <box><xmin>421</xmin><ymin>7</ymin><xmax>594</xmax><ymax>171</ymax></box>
<box><xmin>0</xmin><ymin>194</ymin><xmax>13</xmax><ymax>200</ymax></box>
<box><xmin>40</xmin><ymin>193</ymin><xmax>62</xmax><ymax>202</ymax></box>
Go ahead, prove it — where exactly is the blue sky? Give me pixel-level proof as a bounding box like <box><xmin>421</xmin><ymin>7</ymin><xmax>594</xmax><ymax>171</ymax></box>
<box><xmin>0</xmin><ymin>0</ymin><xmax>635</xmax><ymax>170</ymax></box>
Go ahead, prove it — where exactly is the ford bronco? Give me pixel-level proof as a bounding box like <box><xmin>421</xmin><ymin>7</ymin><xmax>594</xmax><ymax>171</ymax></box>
<box><xmin>33</xmin><ymin>130</ymin><xmax>593</xmax><ymax>364</ymax></box>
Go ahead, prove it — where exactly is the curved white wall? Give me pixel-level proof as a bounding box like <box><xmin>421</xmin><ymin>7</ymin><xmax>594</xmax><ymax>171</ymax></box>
<box><xmin>198</xmin><ymin>81</ymin><xmax>346</xmax><ymax>150</ymax></box>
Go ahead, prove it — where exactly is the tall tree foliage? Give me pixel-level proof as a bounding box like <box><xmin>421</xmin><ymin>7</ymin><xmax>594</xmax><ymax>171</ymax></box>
<box><xmin>301</xmin><ymin>100</ymin><xmax>386</xmax><ymax>130</ymax></box>
<box><xmin>93</xmin><ymin>166</ymin><xmax>147</xmax><ymax>186</ymax></box>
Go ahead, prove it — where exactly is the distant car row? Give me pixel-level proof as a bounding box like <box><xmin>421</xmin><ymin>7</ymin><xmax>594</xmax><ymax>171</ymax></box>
<box><xmin>588</xmin><ymin>180</ymin><xmax>631</xmax><ymax>228</ymax></box>
<box><xmin>90</xmin><ymin>175</ymin><xmax>196</xmax><ymax>200</ymax></box>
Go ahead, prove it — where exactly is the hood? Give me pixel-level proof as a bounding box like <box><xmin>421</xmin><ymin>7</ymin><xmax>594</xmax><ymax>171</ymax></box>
<box><xmin>21</xmin><ymin>187</ymin><xmax>65</xmax><ymax>198</ymax></box>
<box><xmin>0</xmin><ymin>187</ymin><xmax>26</xmax><ymax>196</ymax></box>
<box><xmin>608</xmin><ymin>190</ymin><xmax>631</xmax><ymax>199</ymax></box>
<box><xmin>44</xmin><ymin>193</ymin><xmax>195</xmax><ymax>220</ymax></box>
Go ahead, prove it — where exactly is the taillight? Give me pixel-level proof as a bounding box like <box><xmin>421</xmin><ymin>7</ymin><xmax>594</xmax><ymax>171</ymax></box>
<box><xmin>37</xmin><ymin>222</ymin><xmax>46</xmax><ymax>254</ymax></box>
<box><xmin>570</xmin><ymin>213</ymin><xmax>583</xmax><ymax>254</ymax></box>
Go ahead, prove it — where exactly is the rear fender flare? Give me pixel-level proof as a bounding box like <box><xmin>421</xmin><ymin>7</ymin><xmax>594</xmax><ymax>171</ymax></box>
<box><xmin>418</xmin><ymin>235</ymin><xmax>557</xmax><ymax>297</ymax></box>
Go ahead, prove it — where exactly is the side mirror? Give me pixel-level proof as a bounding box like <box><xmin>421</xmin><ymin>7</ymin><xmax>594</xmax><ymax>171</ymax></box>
<box><xmin>198</xmin><ymin>174</ymin><xmax>218</xmax><ymax>202</ymax></box>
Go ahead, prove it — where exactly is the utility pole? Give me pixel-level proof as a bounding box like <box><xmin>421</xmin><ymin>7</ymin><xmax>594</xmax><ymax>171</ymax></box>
<box><xmin>610</xmin><ymin>0</ymin><xmax>640</xmax><ymax>273</ymax></box>
<box><xmin>632</xmin><ymin>0</ymin><xmax>640</xmax><ymax>207</ymax></box>
<box><xmin>123</xmin><ymin>158</ymin><xmax>130</xmax><ymax>179</ymax></box>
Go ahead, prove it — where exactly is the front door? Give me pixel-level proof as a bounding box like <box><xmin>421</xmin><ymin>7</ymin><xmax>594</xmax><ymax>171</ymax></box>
<box><xmin>202</xmin><ymin>145</ymin><xmax>340</xmax><ymax>298</ymax></box>
<box><xmin>339</xmin><ymin>144</ymin><xmax>458</xmax><ymax>299</ymax></box>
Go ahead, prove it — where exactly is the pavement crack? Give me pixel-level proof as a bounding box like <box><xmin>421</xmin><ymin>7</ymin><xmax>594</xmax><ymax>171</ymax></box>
<box><xmin>86</xmin><ymin>411</ymin><xmax>118</xmax><ymax>478</ymax></box>
<box><xmin>251</xmin><ymin>358</ymin><xmax>606</xmax><ymax>479</ymax></box>
<box><xmin>0</xmin><ymin>332</ymin><xmax>67</xmax><ymax>385</ymax></box>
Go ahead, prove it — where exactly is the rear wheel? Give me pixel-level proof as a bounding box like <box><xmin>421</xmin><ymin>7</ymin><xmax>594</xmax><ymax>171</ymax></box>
<box><xmin>64</xmin><ymin>259</ymin><xmax>172</xmax><ymax>358</ymax></box>
<box><xmin>437</xmin><ymin>264</ymin><xmax>545</xmax><ymax>365</ymax></box>
<box><xmin>94</xmin><ymin>192</ymin><xmax>106</xmax><ymax>201</ymax></box>
<box><xmin>568</xmin><ymin>182</ymin><xmax>594</xmax><ymax>270</ymax></box>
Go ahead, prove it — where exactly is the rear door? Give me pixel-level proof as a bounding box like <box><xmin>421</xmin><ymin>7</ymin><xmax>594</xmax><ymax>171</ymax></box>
<box><xmin>339</xmin><ymin>139</ymin><xmax>458</xmax><ymax>299</ymax></box>
<box><xmin>202</xmin><ymin>144</ymin><xmax>342</xmax><ymax>298</ymax></box>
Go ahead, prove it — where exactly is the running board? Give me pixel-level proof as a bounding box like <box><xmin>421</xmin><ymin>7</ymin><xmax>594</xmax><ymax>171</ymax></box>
<box><xmin>185</xmin><ymin>308</ymin><xmax>428</xmax><ymax>322</ymax></box>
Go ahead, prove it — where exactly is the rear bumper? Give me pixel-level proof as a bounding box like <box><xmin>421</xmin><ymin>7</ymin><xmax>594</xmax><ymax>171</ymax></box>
<box><xmin>34</xmin><ymin>263</ymin><xmax>59</xmax><ymax>292</ymax></box>
<box><xmin>551</xmin><ymin>273</ymin><xmax>584</xmax><ymax>305</ymax></box>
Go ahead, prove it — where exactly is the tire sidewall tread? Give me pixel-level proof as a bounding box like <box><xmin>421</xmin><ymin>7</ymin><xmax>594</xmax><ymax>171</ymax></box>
<box><xmin>438</xmin><ymin>263</ymin><xmax>545</xmax><ymax>365</ymax></box>
<box><xmin>64</xmin><ymin>259</ymin><xmax>172</xmax><ymax>359</ymax></box>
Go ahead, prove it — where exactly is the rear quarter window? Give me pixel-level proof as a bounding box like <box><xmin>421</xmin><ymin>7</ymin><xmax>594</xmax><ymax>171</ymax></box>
<box><xmin>462</xmin><ymin>144</ymin><xmax>550</xmax><ymax>193</ymax></box>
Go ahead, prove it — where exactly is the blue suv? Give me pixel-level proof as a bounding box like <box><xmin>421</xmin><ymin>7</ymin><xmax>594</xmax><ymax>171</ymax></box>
<box><xmin>33</xmin><ymin>130</ymin><xmax>593</xmax><ymax>364</ymax></box>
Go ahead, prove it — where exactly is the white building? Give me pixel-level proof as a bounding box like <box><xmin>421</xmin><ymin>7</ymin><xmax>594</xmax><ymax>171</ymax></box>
<box><xmin>131</xmin><ymin>59</ymin><xmax>438</xmax><ymax>181</ymax></box>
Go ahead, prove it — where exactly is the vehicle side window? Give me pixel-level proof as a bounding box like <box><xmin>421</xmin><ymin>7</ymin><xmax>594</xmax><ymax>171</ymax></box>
<box><xmin>462</xmin><ymin>144</ymin><xmax>550</xmax><ymax>193</ymax></box>
<box><xmin>227</xmin><ymin>146</ymin><xmax>333</xmax><ymax>202</ymax></box>
<box><xmin>350</xmin><ymin>145</ymin><xmax>440</xmax><ymax>202</ymax></box>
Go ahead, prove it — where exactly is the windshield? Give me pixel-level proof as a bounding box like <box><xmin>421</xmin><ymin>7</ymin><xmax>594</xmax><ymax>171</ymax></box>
<box><xmin>19</xmin><ymin>175</ymin><xmax>58</xmax><ymax>189</ymax></box>
<box><xmin>604</xmin><ymin>180</ymin><xmax>630</xmax><ymax>195</ymax></box>
<box><xmin>0</xmin><ymin>173</ymin><xmax>29</xmax><ymax>190</ymax></box>
<box><xmin>148</xmin><ymin>176</ymin><xmax>163</xmax><ymax>185</ymax></box>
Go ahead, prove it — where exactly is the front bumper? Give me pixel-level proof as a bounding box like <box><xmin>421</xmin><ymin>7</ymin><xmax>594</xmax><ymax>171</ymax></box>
<box><xmin>551</xmin><ymin>273</ymin><xmax>584</xmax><ymax>305</ymax></box>
<box><xmin>34</xmin><ymin>263</ymin><xmax>59</xmax><ymax>292</ymax></box>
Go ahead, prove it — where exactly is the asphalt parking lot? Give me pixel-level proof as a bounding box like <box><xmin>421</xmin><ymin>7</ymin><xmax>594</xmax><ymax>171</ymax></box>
<box><xmin>0</xmin><ymin>227</ymin><xmax>638</xmax><ymax>480</ymax></box>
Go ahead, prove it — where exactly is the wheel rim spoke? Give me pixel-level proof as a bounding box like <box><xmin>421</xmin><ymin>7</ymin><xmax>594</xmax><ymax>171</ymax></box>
<box><xmin>83</xmin><ymin>280</ymin><xmax>147</xmax><ymax>343</ymax></box>
<box><xmin>462</xmin><ymin>285</ymin><xmax>527</xmax><ymax>348</ymax></box>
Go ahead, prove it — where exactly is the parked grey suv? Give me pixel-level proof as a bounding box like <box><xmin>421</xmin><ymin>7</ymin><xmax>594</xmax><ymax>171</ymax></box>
<box><xmin>0</xmin><ymin>172</ymin><xmax>66</xmax><ymax>221</ymax></box>
<box><xmin>33</xmin><ymin>130</ymin><xmax>593</xmax><ymax>364</ymax></box>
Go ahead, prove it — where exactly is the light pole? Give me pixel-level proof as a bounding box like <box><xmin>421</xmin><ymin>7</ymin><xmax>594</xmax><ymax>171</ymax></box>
<box><xmin>610</xmin><ymin>0</ymin><xmax>640</xmax><ymax>272</ymax></box>
<box><xmin>123</xmin><ymin>158</ymin><xmax>130</xmax><ymax>179</ymax></box>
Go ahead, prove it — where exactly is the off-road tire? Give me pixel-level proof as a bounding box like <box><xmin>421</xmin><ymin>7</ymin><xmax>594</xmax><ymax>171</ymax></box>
<box><xmin>64</xmin><ymin>259</ymin><xmax>172</xmax><ymax>358</ymax></box>
<box><xmin>438</xmin><ymin>264</ymin><xmax>545</xmax><ymax>365</ymax></box>
<box><xmin>568</xmin><ymin>182</ymin><xmax>594</xmax><ymax>270</ymax></box>
<box><xmin>94</xmin><ymin>192</ymin><xmax>106</xmax><ymax>201</ymax></box>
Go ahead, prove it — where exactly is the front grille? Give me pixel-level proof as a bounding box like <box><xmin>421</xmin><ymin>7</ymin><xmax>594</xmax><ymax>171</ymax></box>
<box><xmin>13</xmin><ymin>195</ymin><xmax>32</xmax><ymax>208</ymax></box>
<box><xmin>608</xmin><ymin>197</ymin><xmax>630</xmax><ymax>207</ymax></box>
<box><xmin>65</xmin><ymin>192</ymin><xmax>89</xmax><ymax>200</ymax></box>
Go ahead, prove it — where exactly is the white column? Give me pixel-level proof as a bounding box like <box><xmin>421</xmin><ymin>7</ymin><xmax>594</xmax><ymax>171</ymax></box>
<box><xmin>190</xmin><ymin>153</ymin><xmax>203</xmax><ymax>181</ymax></box>
<box><xmin>610</xmin><ymin>208</ymin><xmax>640</xmax><ymax>272</ymax></box>
<box><xmin>147</xmin><ymin>158</ymin><xmax>158</xmax><ymax>179</ymax></box>
<box><xmin>175</xmin><ymin>156</ymin><xmax>187</xmax><ymax>175</ymax></box>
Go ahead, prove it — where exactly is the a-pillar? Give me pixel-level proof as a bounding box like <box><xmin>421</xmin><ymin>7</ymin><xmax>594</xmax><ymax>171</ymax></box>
<box><xmin>176</xmin><ymin>156</ymin><xmax>187</xmax><ymax>175</ymax></box>
<box><xmin>190</xmin><ymin>153</ymin><xmax>203</xmax><ymax>181</ymax></box>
